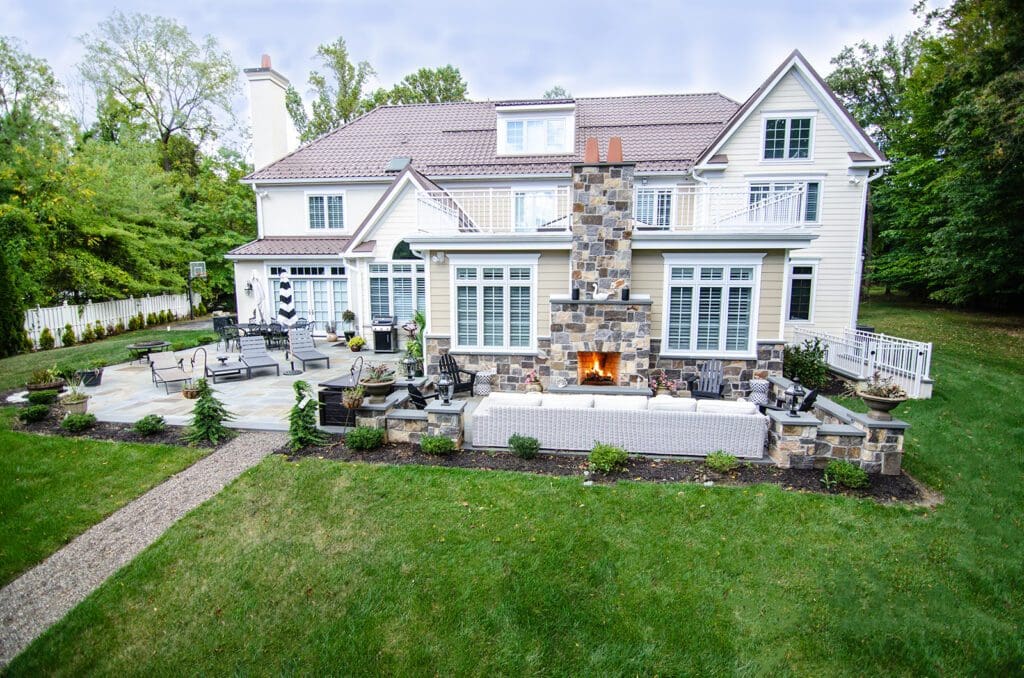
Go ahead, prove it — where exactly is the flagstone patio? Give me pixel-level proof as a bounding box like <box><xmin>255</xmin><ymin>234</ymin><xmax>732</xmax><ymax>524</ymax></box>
<box><xmin>84</xmin><ymin>342</ymin><xmax>404</xmax><ymax>431</ymax></box>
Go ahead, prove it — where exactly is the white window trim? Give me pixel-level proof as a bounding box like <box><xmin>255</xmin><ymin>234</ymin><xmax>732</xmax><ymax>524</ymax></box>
<box><xmin>448</xmin><ymin>253</ymin><xmax>539</xmax><ymax>353</ymax></box>
<box><xmin>761</xmin><ymin>111</ymin><xmax>817</xmax><ymax>163</ymax></box>
<box><xmin>511</xmin><ymin>186</ymin><xmax>566</xmax><ymax>231</ymax></box>
<box><xmin>634</xmin><ymin>186</ymin><xmax>676</xmax><ymax>228</ymax></box>
<box><xmin>367</xmin><ymin>259</ymin><xmax>426</xmax><ymax>322</ymax></box>
<box><xmin>785</xmin><ymin>258</ymin><xmax>818</xmax><ymax>325</ymax></box>
<box><xmin>496</xmin><ymin>113</ymin><xmax>575</xmax><ymax>156</ymax></box>
<box><xmin>746</xmin><ymin>179</ymin><xmax>823</xmax><ymax>225</ymax></box>
<box><xmin>265</xmin><ymin>261</ymin><xmax>349</xmax><ymax>332</ymax></box>
<box><xmin>660</xmin><ymin>253</ymin><xmax>764</xmax><ymax>359</ymax></box>
<box><xmin>304</xmin><ymin>190</ymin><xmax>347</xmax><ymax>232</ymax></box>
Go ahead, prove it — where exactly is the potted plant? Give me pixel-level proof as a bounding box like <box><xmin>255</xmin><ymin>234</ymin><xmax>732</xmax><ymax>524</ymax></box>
<box><xmin>405</xmin><ymin>339</ymin><xmax>424</xmax><ymax>377</ymax></box>
<box><xmin>342</xmin><ymin>385</ymin><xmax>365</xmax><ymax>409</ymax></box>
<box><xmin>27</xmin><ymin>366</ymin><xmax>66</xmax><ymax>393</ymax></box>
<box><xmin>649</xmin><ymin>370</ymin><xmax>678</xmax><ymax>397</ymax></box>
<box><xmin>856</xmin><ymin>371</ymin><xmax>908</xmax><ymax>420</ymax></box>
<box><xmin>358</xmin><ymin>362</ymin><xmax>396</xmax><ymax>403</ymax></box>
<box><xmin>342</xmin><ymin>310</ymin><xmax>357</xmax><ymax>342</ymax></box>
<box><xmin>181</xmin><ymin>380</ymin><xmax>201</xmax><ymax>400</ymax></box>
<box><xmin>75</xmin><ymin>360</ymin><xmax>105</xmax><ymax>387</ymax></box>
<box><xmin>62</xmin><ymin>377</ymin><xmax>90</xmax><ymax>415</ymax></box>
<box><xmin>324</xmin><ymin>321</ymin><xmax>338</xmax><ymax>343</ymax></box>
<box><xmin>524</xmin><ymin>369</ymin><xmax>543</xmax><ymax>393</ymax></box>
<box><xmin>348</xmin><ymin>335</ymin><xmax>366</xmax><ymax>352</ymax></box>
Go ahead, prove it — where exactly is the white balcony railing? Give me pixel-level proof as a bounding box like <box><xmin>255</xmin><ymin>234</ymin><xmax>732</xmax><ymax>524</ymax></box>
<box><xmin>415</xmin><ymin>183</ymin><xmax>816</xmax><ymax>235</ymax></box>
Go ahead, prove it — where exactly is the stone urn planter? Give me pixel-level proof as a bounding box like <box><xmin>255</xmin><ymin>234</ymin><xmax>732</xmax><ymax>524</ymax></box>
<box><xmin>656</xmin><ymin>387</ymin><xmax>673</xmax><ymax>397</ymax></box>
<box><xmin>525</xmin><ymin>383</ymin><xmax>542</xmax><ymax>393</ymax></box>
<box><xmin>358</xmin><ymin>379</ymin><xmax>395</xmax><ymax>403</ymax></box>
<box><xmin>62</xmin><ymin>395</ymin><xmax>90</xmax><ymax>415</ymax></box>
<box><xmin>182</xmin><ymin>384</ymin><xmax>201</xmax><ymax>399</ymax></box>
<box><xmin>27</xmin><ymin>379</ymin><xmax>66</xmax><ymax>393</ymax></box>
<box><xmin>856</xmin><ymin>392</ymin><xmax>907</xmax><ymax>421</ymax></box>
<box><xmin>325</xmin><ymin>331</ymin><xmax>338</xmax><ymax>343</ymax></box>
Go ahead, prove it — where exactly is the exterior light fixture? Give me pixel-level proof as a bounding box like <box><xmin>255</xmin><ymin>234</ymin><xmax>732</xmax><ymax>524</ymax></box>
<box><xmin>437</xmin><ymin>371</ymin><xmax>455</xmax><ymax>405</ymax></box>
<box><xmin>244</xmin><ymin>281</ymin><xmax>254</xmax><ymax>295</ymax></box>
<box><xmin>785</xmin><ymin>377</ymin><xmax>806</xmax><ymax>416</ymax></box>
<box><xmin>401</xmin><ymin>355</ymin><xmax>417</xmax><ymax>380</ymax></box>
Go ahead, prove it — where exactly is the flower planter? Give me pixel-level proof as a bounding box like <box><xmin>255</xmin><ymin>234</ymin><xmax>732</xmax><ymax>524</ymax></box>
<box><xmin>182</xmin><ymin>386</ymin><xmax>201</xmax><ymax>399</ymax></box>
<box><xmin>76</xmin><ymin>369</ymin><xmax>103</xmax><ymax>387</ymax></box>
<box><xmin>359</xmin><ymin>379</ymin><xmax>395</xmax><ymax>403</ymax></box>
<box><xmin>656</xmin><ymin>388</ymin><xmax>674</xmax><ymax>397</ymax></box>
<box><xmin>526</xmin><ymin>383</ymin><xmax>543</xmax><ymax>393</ymax></box>
<box><xmin>27</xmin><ymin>379</ymin><xmax>66</xmax><ymax>393</ymax></box>
<box><xmin>350</xmin><ymin>345</ymin><xmax>363</xmax><ymax>352</ymax></box>
<box><xmin>326</xmin><ymin>333</ymin><xmax>338</xmax><ymax>343</ymax></box>
<box><xmin>857</xmin><ymin>391</ymin><xmax>907</xmax><ymax>421</ymax></box>
<box><xmin>63</xmin><ymin>397</ymin><xmax>89</xmax><ymax>415</ymax></box>
<box><xmin>343</xmin><ymin>331</ymin><xmax>356</xmax><ymax>342</ymax></box>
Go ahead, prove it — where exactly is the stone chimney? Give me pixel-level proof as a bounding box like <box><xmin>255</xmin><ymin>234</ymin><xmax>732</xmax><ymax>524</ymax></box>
<box><xmin>570</xmin><ymin>137</ymin><xmax>635</xmax><ymax>299</ymax></box>
<box><xmin>244</xmin><ymin>54</ymin><xmax>297</xmax><ymax>170</ymax></box>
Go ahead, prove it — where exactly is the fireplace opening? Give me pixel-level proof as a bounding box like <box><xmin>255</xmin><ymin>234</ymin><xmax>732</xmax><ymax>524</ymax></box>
<box><xmin>578</xmin><ymin>352</ymin><xmax>621</xmax><ymax>386</ymax></box>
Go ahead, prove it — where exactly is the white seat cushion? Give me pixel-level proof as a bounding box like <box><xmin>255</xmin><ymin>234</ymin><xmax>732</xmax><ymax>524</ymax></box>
<box><xmin>540</xmin><ymin>393</ymin><xmax>594</xmax><ymax>409</ymax></box>
<box><xmin>592</xmin><ymin>395</ymin><xmax>648</xmax><ymax>411</ymax></box>
<box><xmin>487</xmin><ymin>392</ymin><xmax>543</xmax><ymax>407</ymax></box>
<box><xmin>648</xmin><ymin>395</ymin><xmax>698</xmax><ymax>412</ymax></box>
<box><xmin>696</xmin><ymin>399</ymin><xmax>758</xmax><ymax>415</ymax></box>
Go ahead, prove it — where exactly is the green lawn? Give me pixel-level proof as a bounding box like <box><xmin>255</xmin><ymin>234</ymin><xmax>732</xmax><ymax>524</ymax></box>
<box><xmin>0</xmin><ymin>327</ymin><xmax>214</xmax><ymax>392</ymax></box>
<box><xmin>6</xmin><ymin>300</ymin><xmax>1024</xmax><ymax>675</ymax></box>
<box><xmin>0</xmin><ymin>409</ymin><xmax>207</xmax><ymax>587</ymax></box>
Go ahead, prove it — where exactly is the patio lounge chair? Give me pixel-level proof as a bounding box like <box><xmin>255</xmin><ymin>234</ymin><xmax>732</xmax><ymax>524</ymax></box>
<box><xmin>239</xmin><ymin>335</ymin><xmax>280</xmax><ymax>377</ymax></box>
<box><xmin>438</xmin><ymin>353</ymin><xmax>476</xmax><ymax>395</ymax></box>
<box><xmin>288</xmin><ymin>328</ymin><xmax>330</xmax><ymax>370</ymax></box>
<box><xmin>150</xmin><ymin>351</ymin><xmax>193</xmax><ymax>394</ymax></box>
<box><xmin>691</xmin><ymin>359</ymin><xmax>725</xmax><ymax>400</ymax></box>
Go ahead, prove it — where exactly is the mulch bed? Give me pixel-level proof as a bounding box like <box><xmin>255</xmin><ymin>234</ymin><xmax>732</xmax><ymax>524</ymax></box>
<box><xmin>282</xmin><ymin>434</ymin><xmax>925</xmax><ymax>504</ymax></box>
<box><xmin>12</xmin><ymin>408</ymin><xmax>208</xmax><ymax>447</ymax></box>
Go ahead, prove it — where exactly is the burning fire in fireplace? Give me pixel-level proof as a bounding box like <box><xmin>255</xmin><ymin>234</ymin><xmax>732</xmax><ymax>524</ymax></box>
<box><xmin>578</xmin><ymin>352</ymin><xmax>620</xmax><ymax>386</ymax></box>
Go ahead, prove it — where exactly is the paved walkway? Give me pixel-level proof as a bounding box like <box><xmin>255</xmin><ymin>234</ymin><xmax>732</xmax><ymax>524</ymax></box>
<box><xmin>0</xmin><ymin>431</ymin><xmax>286</xmax><ymax>667</ymax></box>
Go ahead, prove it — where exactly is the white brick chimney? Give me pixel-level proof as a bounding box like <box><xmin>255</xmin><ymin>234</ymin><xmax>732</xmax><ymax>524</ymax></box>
<box><xmin>244</xmin><ymin>54</ymin><xmax>297</xmax><ymax>170</ymax></box>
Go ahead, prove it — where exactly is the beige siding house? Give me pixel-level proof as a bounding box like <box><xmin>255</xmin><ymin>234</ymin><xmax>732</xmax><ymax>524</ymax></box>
<box><xmin>227</xmin><ymin>50</ymin><xmax>885</xmax><ymax>397</ymax></box>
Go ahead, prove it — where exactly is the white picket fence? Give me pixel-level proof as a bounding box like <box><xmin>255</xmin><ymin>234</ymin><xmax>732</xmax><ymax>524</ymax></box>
<box><xmin>23</xmin><ymin>293</ymin><xmax>200</xmax><ymax>349</ymax></box>
<box><xmin>792</xmin><ymin>327</ymin><xmax>934</xmax><ymax>399</ymax></box>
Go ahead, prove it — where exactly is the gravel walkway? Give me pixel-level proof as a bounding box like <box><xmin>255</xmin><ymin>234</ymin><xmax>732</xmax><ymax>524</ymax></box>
<box><xmin>0</xmin><ymin>431</ymin><xmax>286</xmax><ymax>667</ymax></box>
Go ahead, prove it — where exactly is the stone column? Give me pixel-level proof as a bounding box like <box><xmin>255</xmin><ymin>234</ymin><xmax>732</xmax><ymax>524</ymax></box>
<box><xmin>426</xmin><ymin>399</ymin><xmax>466</xmax><ymax>448</ymax></box>
<box><xmin>571</xmin><ymin>162</ymin><xmax>635</xmax><ymax>299</ymax></box>
<box><xmin>767</xmin><ymin>410</ymin><xmax>821</xmax><ymax>469</ymax></box>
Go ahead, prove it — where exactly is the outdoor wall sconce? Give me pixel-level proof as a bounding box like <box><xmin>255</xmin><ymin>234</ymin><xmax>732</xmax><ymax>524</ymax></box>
<box><xmin>244</xmin><ymin>281</ymin><xmax>254</xmax><ymax>295</ymax></box>
<box><xmin>437</xmin><ymin>371</ymin><xmax>455</xmax><ymax>405</ymax></box>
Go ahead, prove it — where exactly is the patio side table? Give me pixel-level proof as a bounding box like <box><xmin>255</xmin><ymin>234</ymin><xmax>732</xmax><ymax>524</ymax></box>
<box><xmin>474</xmin><ymin>369</ymin><xmax>496</xmax><ymax>396</ymax></box>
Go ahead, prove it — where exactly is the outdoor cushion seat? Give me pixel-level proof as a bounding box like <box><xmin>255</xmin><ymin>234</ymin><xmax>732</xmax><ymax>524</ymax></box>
<box><xmin>593</xmin><ymin>395</ymin><xmax>648</xmax><ymax>410</ymax></box>
<box><xmin>695</xmin><ymin>399</ymin><xmax>758</xmax><ymax>415</ymax></box>
<box><xmin>488</xmin><ymin>392</ymin><xmax>543</xmax><ymax>407</ymax></box>
<box><xmin>539</xmin><ymin>393</ymin><xmax>594</xmax><ymax>409</ymax></box>
<box><xmin>238</xmin><ymin>335</ymin><xmax>280</xmax><ymax>377</ymax></box>
<box><xmin>648</xmin><ymin>395</ymin><xmax>698</xmax><ymax>412</ymax></box>
<box><xmin>287</xmin><ymin>329</ymin><xmax>330</xmax><ymax>370</ymax></box>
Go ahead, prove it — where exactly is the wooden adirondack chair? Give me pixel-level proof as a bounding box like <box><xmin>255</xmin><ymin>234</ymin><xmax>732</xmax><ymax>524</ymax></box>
<box><xmin>691</xmin><ymin>359</ymin><xmax>726</xmax><ymax>400</ymax></box>
<box><xmin>438</xmin><ymin>353</ymin><xmax>476</xmax><ymax>395</ymax></box>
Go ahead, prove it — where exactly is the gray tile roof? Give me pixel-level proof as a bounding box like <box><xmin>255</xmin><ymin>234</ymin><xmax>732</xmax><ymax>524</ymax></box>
<box><xmin>226</xmin><ymin>237</ymin><xmax>350</xmax><ymax>257</ymax></box>
<box><xmin>246</xmin><ymin>94</ymin><xmax>740</xmax><ymax>181</ymax></box>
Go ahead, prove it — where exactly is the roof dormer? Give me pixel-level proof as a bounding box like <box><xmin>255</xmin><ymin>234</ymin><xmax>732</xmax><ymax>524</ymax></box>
<box><xmin>495</xmin><ymin>102</ymin><xmax>575</xmax><ymax>156</ymax></box>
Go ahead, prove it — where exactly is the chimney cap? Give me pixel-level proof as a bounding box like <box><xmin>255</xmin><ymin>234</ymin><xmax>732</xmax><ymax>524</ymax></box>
<box><xmin>260</xmin><ymin>54</ymin><xmax>272</xmax><ymax>69</ymax></box>
<box><xmin>583</xmin><ymin>137</ymin><xmax>600</xmax><ymax>163</ymax></box>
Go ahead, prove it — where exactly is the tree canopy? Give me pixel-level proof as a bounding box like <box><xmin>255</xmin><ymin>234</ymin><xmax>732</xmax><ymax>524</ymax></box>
<box><xmin>543</xmin><ymin>85</ymin><xmax>571</xmax><ymax>99</ymax></box>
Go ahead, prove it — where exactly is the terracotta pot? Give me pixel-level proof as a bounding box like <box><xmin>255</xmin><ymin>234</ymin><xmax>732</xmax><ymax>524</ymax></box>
<box><xmin>856</xmin><ymin>391</ymin><xmax>907</xmax><ymax>421</ymax></box>
<box><xmin>350</xmin><ymin>345</ymin><xmax>363</xmax><ymax>352</ymax></box>
<box><xmin>359</xmin><ymin>379</ymin><xmax>395</xmax><ymax>403</ymax></box>
<box><xmin>63</xmin><ymin>397</ymin><xmax>89</xmax><ymax>415</ymax></box>
<box><xmin>182</xmin><ymin>387</ymin><xmax>200</xmax><ymax>400</ymax></box>
<box><xmin>27</xmin><ymin>379</ymin><xmax>66</xmax><ymax>393</ymax></box>
<box><xmin>326</xmin><ymin>333</ymin><xmax>338</xmax><ymax>343</ymax></box>
<box><xmin>656</xmin><ymin>388</ymin><xmax>673</xmax><ymax>397</ymax></box>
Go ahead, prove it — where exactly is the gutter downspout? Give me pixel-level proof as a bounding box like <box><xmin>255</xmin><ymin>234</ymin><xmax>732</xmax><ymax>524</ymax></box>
<box><xmin>850</xmin><ymin>167</ymin><xmax>886</xmax><ymax>328</ymax></box>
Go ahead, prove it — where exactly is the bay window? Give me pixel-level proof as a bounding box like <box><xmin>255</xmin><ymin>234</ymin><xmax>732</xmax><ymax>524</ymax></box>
<box><xmin>451</xmin><ymin>256</ymin><xmax>537</xmax><ymax>351</ymax></box>
<box><xmin>663</xmin><ymin>255</ymin><xmax>762</xmax><ymax>356</ymax></box>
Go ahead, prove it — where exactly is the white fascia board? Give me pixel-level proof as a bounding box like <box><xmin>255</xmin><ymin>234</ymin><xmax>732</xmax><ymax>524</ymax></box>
<box><xmin>447</xmin><ymin>252</ymin><xmax>541</xmax><ymax>265</ymax></box>
<box><xmin>404</xmin><ymin>234</ymin><xmax>571</xmax><ymax>251</ymax></box>
<box><xmin>224</xmin><ymin>253</ymin><xmax>343</xmax><ymax>261</ymax></box>
<box><xmin>242</xmin><ymin>176</ymin><xmax>394</xmax><ymax>186</ymax></box>
<box><xmin>633</xmin><ymin>232</ymin><xmax>818</xmax><ymax>250</ymax></box>
<box><xmin>496</xmin><ymin>103</ymin><xmax>575</xmax><ymax>113</ymax></box>
<box><xmin>346</xmin><ymin>171</ymin><xmax>432</xmax><ymax>252</ymax></box>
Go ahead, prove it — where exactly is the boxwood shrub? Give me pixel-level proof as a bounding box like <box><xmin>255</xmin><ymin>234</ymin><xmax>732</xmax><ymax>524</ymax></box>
<box><xmin>133</xmin><ymin>414</ymin><xmax>168</xmax><ymax>436</ymax></box>
<box><xmin>27</xmin><ymin>389</ymin><xmax>60</xmax><ymax>406</ymax></box>
<box><xmin>345</xmin><ymin>426</ymin><xmax>384</xmax><ymax>451</ymax></box>
<box><xmin>18</xmin><ymin>404</ymin><xmax>51</xmax><ymax>423</ymax></box>
<box><xmin>589</xmin><ymin>442</ymin><xmax>629</xmax><ymax>474</ymax></box>
<box><xmin>508</xmin><ymin>434</ymin><xmax>540</xmax><ymax>459</ymax></box>
<box><xmin>822</xmin><ymin>459</ymin><xmax>869</xmax><ymax>490</ymax></box>
<box><xmin>420</xmin><ymin>435</ymin><xmax>456</xmax><ymax>456</ymax></box>
<box><xmin>61</xmin><ymin>413</ymin><xmax>97</xmax><ymax>433</ymax></box>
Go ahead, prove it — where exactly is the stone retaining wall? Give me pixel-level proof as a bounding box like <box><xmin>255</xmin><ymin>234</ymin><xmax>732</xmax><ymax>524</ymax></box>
<box><xmin>425</xmin><ymin>336</ymin><xmax>551</xmax><ymax>392</ymax></box>
<box><xmin>652</xmin><ymin>340</ymin><xmax>785</xmax><ymax>398</ymax></box>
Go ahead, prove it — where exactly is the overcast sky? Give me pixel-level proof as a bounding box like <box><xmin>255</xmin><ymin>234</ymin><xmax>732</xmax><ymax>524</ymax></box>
<box><xmin>5</xmin><ymin>0</ymin><xmax>923</xmax><ymax>151</ymax></box>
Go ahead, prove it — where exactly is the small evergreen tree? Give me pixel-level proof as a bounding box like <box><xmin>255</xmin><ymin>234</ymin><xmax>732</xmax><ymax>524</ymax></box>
<box><xmin>288</xmin><ymin>380</ymin><xmax>327</xmax><ymax>451</ymax></box>
<box><xmin>61</xmin><ymin>324</ymin><xmax>76</xmax><ymax>346</ymax></box>
<box><xmin>38</xmin><ymin>327</ymin><xmax>55</xmax><ymax>350</ymax></box>
<box><xmin>184</xmin><ymin>378</ymin><xmax>234</xmax><ymax>445</ymax></box>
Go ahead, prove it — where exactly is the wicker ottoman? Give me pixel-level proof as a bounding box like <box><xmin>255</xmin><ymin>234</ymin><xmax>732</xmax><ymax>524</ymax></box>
<box><xmin>474</xmin><ymin>370</ymin><xmax>496</xmax><ymax>396</ymax></box>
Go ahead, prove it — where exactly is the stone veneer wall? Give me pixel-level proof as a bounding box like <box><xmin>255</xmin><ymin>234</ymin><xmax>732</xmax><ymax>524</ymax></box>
<box><xmin>425</xmin><ymin>337</ymin><xmax>551</xmax><ymax>392</ymax></box>
<box><xmin>650</xmin><ymin>340</ymin><xmax>785</xmax><ymax>398</ymax></box>
<box><xmin>548</xmin><ymin>299</ymin><xmax>651</xmax><ymax>388</ymax></box>
<box><xmin>571</xmin><ymin>162</ymin><xmax>636</xmax><ymax>297</ymax></box>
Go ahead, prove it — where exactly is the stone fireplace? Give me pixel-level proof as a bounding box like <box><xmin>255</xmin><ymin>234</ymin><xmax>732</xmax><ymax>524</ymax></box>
<box><xmin>577</xmin><ymin>351</ymin><xmax>621</xmax><ymax>386</ymax></box>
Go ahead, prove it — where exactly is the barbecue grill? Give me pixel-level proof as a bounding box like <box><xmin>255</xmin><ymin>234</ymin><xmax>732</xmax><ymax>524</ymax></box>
<box><xmin>372</xmin><ymin>315</ymin><xmax>398</xmax><ymax>353</ymax></box>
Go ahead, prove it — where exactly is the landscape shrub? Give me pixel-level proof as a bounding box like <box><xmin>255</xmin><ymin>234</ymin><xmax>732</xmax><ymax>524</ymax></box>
<box><xmin>184</xmin><ymin>378</ymin><xmax>235</xmax><ymax>445</ymax></box>
<box><xmin>22</xmin><ymin>329</ymin><xmax>34</xmax><ymax>353</ymax></box>
<box><xmin>61</xmin><ymin>324</ymin><xmax>76</xmax><ymax>347</ymax></box>
<box><xmin>783</xmin><ymin>338</ymin><xmax>829</xmax><ymax>390</ymax></box>
<box><xmin>114</xmin><ymin>321</ymin><xmax>126</xmax><ymax>334</ymax></box>
<box><xmin>288</xmin><ymin>380</ymin><xmax>327</xmax><ymax>451</ymax></box>
<box><xmin>171</xmin><ymin>341</ymin><xmax>191</xmax><ymax>352</ymax></box>
<box><xmin>61</xmin><ymin>413</ymin><xmax>97</xmax><ymax>432</ymax></box>
<box><xmin>133</xmin><ymin>414</ymin><xmax>167</xmax><ymax>436</ymax></box>
<box><xmin>146</xmin><ymin>312</ymin><xmax>158</xmax><ymax>326</ymax></box>
<box><xmin>106</xmin><ymin>323</ymin><xmax>116</xmax><ymax>337</ymax></box>
<box><xmin>420</xmin><ymin>435</ymin><xmax>456</xmax><ymax>455</ymax></box>
<box><xmin>196</xmin><ymin>333</ymin><xmax>218</xmax><ymax>345</ymax></box>
<box><xmin>27</xmin><ymin>389</ymin><xmax>59</xmax><ymax>405</ymax></box>
<box><xmin>18</xmin><ymin>404</ymin><xmax>51</xmax><ymax>423</ymax></box>
<box><xmin>345</xmin><ymin>426</ymin><xmax>384</xmax><ymax>451</ymax></box>
<box><xmin>38</xmin><ymin>327</ymin><xmax>55</xmax><ymax>350</ymax></box>
<box><xmin>706</xmin><ymin>450</ymin><xmax>739</xmax><ymax>474</ymax></box>
<box><xmin>508</xmin><ymin>433</ymin><xmax>540</xmax><ymax>459</ymax></box>
<box><xmin>92</xmin><ymin>321</ymin><xmax>105</xmax><ymax>340</ymax></box>
<box><xmin>81</xmin><ymin>324</ymin><xmax>96</xmax><ymax>343</ymax></box>
<box><xmin>197</xmin><ymin>302</ymin><xmax>208</xmax><ymax>316</ymax></box>
<box><xmin>129</xmin><ymin>314</ymin><xmax>142</xmax><ymax>330</ymax></box>
<box><xmin>589</xmin><ymin>442</ymin><xmax>629</xmax><ymax>474</ymax></box>
<box><xmin>822</xmin><ymin>459</ymin><xmax>869</xmax><ymax>490</ymax></box>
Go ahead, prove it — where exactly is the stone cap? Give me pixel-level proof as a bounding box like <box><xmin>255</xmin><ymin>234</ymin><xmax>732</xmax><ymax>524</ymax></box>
<box><xmin>386</xmin><ymin>409</ymin><xmax>428</xmax><ymax>421</ymax></box>
<box><xmin>766</xmin><ymin>409</ymin><xmax>821</xmax><ymax>426</ymax></box>
<box><xmin>813</xmin><ymin>396</ymin><xmax>912</xmax><ymax>431</ymax></box>
<box><xmin>426</xmin><ymin>399</ymin><xmax>467</xmax><ymax>415</ymax></box>
<box><xmin>817</xmin><ymin>423</ymin><xmax>866</xmax><ymax>438</ymax></box>
<box><xmin>356</xmin><ymin>391</ymin><xmax>409</xmax><ymax>412</ymax></box>
<box><xmin>549</xmin><ymin>294</ymin><xmax>652</xmax><ymax>306</ymax></box>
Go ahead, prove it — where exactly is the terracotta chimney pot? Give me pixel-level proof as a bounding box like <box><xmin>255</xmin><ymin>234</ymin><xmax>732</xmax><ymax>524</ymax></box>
<box><xmin>607</xmin><ymin>137</ymin><xmax>623</xmax><ymax>163</ymax></box>
<box><xmin>583</xmin><ymin>137</ymin><xmax>600</xmax><ymax>163</ymax></box>
<box><xmin>260</xmin><ymin>54</ymin><xmax>272</xmax><ymax>69</ymax></box>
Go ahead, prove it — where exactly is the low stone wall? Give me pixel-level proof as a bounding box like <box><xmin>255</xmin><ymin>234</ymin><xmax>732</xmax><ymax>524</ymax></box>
<box><xmin>425</xmin><ymin>336</ymin><xmax>551</xmax><ymax>392</ymax></box>
<box><xmin>385</xmin><ymin>411</ymin><xmax>427</xmax><ymax>444</ymax></box>
<box><xmin>651</xmin><ymin>340</ymin><xmax>784</xmax><ymax>399</ymax></box>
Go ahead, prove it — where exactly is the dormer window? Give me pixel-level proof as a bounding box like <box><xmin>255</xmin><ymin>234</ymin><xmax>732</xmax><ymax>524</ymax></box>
<box><xmin>763</xmin><ymin>115</ymin><xmax>813</xmax><ymax>160</ymax></box>
<box><xmin>497</xmin><ymin>103</ymin><xmax>574</xmax><ymax>155</ymax></box>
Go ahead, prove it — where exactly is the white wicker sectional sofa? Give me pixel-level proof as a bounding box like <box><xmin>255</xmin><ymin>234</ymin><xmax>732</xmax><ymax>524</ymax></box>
<box><xmin>472</xmin><ymin>393</ymin><xmax>769</xmax><ymax>458</ymax></box>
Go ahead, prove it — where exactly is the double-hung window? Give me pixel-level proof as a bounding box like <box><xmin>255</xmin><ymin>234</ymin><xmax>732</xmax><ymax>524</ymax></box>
<box><xmin>635</xmin><ymin>188</ymin><xmax>674</xmax><ymax>228</ymax></box>
<box><xmin>787</xmin><ymin>262</ymin><xmax>816</xmax><ymax>322</ymax></box>
<box><xmin>748</xmin><ymin>180</ymin><xmax>821</xmax><ymax>223</ymax></box>
<box><xmin>368</xmin><ymin>262</ymin><xmax>426</xmax><ymax>323</ymax></box>
<box><xmin>664</xmin><ymin>255</ymin><xmax>762</xmax><ymax>356</ymax></box>
<box><xmin>763</xmin><ymin>117</ymin><xmax>813</xmax><ymax>160</ymax></box>
<box><xmin>499</xmin><ymin>115</ymin><xmax>574</xmax><ymax>154</ymax></box>
<box><xmin>451</xmin><ymin>256</ymin><xmax>536</xmax><ymax>351</ymax></box>
<box><xmin>307</xmin><ymin>193</ymin><xmax>345</xmax><ymax>230</ymax></box>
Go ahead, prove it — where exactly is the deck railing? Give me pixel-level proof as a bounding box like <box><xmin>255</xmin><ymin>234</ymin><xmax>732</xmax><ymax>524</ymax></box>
<box><xmin>416</xmin><ymin>183</ymin><xmax>815</xmax><ymax>234</ymax></box>
<box><xmin>792</xmin><ymin>327</ymin><xmax>933</xmax><ymax>399</ymax></box>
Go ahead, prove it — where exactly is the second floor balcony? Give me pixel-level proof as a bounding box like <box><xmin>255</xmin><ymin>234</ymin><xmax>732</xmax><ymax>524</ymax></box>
<box><xmin>415</xmin><ymin>183</ymin><xmax>819</xmax><ymax>236</ymax></box>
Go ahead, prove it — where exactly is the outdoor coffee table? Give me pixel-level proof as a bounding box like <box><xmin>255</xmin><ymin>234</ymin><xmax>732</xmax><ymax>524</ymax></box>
<box><xmin>205</xmin><ymin>360</ymin><xmax>250</xmax><ymax>384</ymax></box>
<box><xmin>127</xmin><ymin>340</ymin><xmax>171</xmax><ymax>364</ymax></box>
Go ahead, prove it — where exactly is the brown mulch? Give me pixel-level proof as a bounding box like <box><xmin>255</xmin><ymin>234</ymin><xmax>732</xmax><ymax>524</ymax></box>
<box><xmin>12</xmin><ymin>408</ymin><xmax>206</xmax><ymax>447</ymax></box>
<box><xmin>283</xmin><ymin>434</ymin><xmax>925</xmax><ymax>503</ymax></box>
